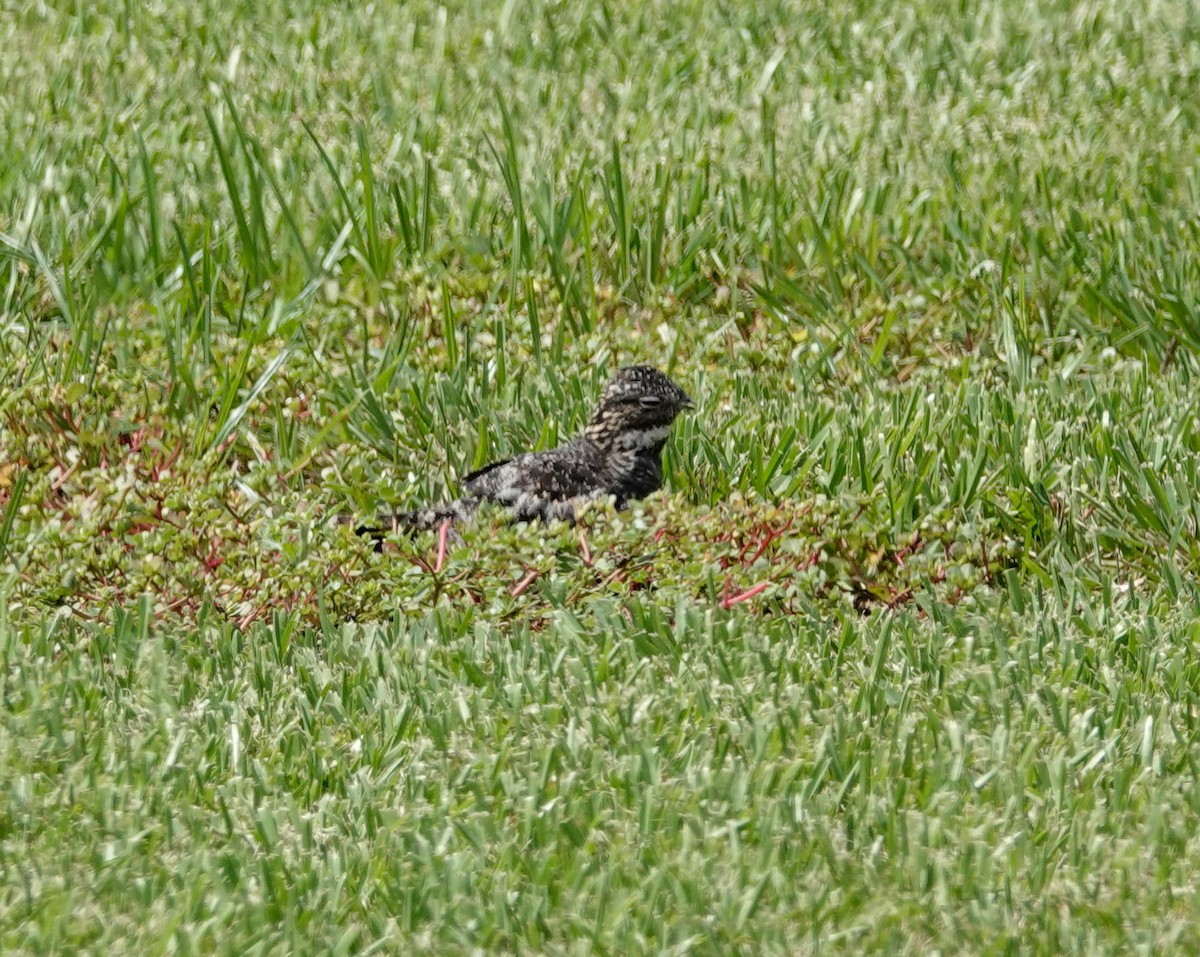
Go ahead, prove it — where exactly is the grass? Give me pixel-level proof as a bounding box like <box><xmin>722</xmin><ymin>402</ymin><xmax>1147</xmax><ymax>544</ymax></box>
<box><xmin>3</xmin><ymin>0</ymin><xmax>1200</xmax><ymax>952</ymax></box>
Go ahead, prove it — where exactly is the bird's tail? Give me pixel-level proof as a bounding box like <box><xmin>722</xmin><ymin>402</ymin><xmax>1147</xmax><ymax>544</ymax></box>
<box><xmin>346</xmin><ymin>499</ymin><xmax>475</xmax><ymax>549</ymax></box>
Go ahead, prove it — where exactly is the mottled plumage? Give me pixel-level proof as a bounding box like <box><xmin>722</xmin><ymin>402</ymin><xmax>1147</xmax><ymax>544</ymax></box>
<box><xmin>358</xmin><ymin>366</ymin><xmax>692</xmax><ymax>544</ymax></box>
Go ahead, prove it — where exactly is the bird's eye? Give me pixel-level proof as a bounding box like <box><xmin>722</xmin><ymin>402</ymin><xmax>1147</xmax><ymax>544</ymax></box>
<box><xmin>638</xmin><ymin>395</ymin><xmax>663</xmax><ymax>407</ymax></box>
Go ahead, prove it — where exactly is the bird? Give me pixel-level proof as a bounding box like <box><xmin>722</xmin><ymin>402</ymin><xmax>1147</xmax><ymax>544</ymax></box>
<box><xmin>356</xmin><ymin>365</ymin><xmax>693</xmax><ymax>545</ymax></box>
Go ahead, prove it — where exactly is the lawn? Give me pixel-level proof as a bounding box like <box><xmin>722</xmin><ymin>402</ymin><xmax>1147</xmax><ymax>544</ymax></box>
<box><xmin>3</xmin><ymin>0</ymin><xmax>1200</xmax><ymax>952</ymax></box>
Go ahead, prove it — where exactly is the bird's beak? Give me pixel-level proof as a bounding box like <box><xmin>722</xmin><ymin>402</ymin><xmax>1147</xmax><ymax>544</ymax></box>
<box><xmin>680</xmin><ymin>394</ymin><xmax>695</xmax><ymax>411</ymax></box>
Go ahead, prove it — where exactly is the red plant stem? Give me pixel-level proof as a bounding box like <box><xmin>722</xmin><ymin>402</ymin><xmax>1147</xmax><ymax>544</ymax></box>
<box><xmin>511</xmin><ymin>569</ymin><xmax>539</xmax><ymax>597</ymax></box>
<box><xmin>50</xmin><ymin>460</ymin><xmax>80</xmax><ymax>492</ymax></box>
<box><xmin>434</xmin><ymin>518</ymin><xmax>451</xmax><ymax>572</ymax></box>
<box><xmin>744</xmin><ymin>520</ymin><xmax>793</xmax><ymax>566</ymax></box>
<box><xmin>720</xmin><ymin>581</ymin><xmax>770</xmax><ymax>609</ymax></box>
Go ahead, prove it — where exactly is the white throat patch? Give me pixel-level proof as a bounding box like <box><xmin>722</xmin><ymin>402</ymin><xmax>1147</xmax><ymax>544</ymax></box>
<box><xmin>617</xmin><ymin>424</ymin><xmax>672</xmax><ymax>450</ymax></box>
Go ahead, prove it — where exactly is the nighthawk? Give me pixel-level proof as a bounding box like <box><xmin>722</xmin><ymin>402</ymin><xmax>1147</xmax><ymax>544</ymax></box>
<box><xmin>356</xmin><ymin>366</ymin><xmax>693</xmax><ymax>545</ymax></box>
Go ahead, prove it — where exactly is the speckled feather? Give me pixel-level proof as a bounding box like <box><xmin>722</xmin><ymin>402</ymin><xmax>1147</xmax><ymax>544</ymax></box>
<box><xmin>357</xmin><ymin>366</ymin><xmax>692</xmax><ymax>543</ymax></box>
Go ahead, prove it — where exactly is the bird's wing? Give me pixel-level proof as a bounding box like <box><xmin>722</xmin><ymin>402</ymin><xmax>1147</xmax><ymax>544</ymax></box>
<box><xmin>462</xmin><ymin>446</ymin><xmax>609</xmax><ymax>513</ymax></box>
<box><xmin>461</xmin><ymin>457</ymin><xmax>514</xmax><ymax>490</ymax></box>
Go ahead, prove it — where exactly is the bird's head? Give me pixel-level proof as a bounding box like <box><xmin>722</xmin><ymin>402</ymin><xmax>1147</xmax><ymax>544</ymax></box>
<box><xmin>584</xmin><ymin>366</ymin><xmax>694</xmax><ymax>452</ymax></box>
